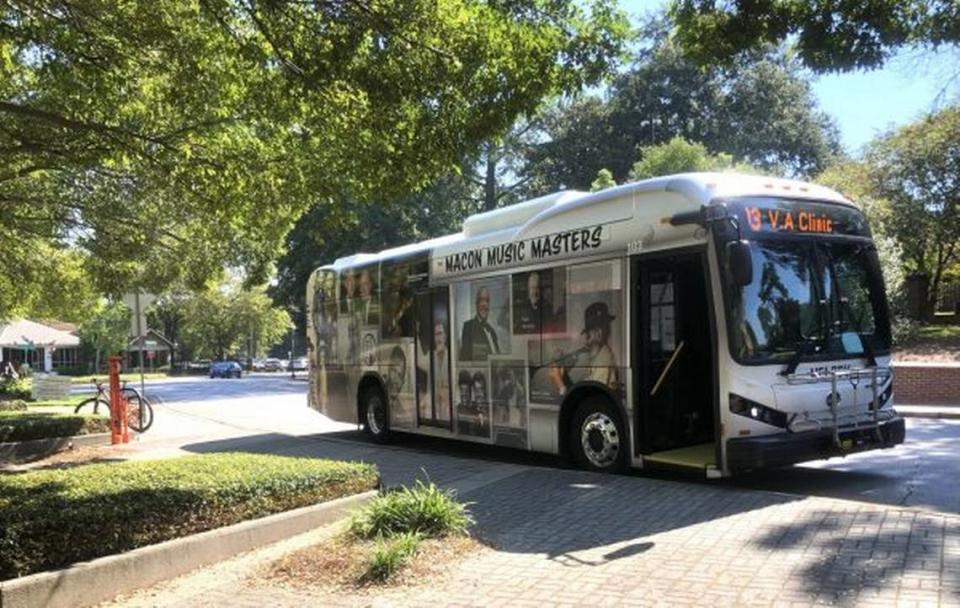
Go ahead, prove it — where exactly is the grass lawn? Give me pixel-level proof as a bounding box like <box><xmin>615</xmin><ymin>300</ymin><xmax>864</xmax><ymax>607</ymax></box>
<box><xmin>0</xmin><ymin>453</ymin><xmax>379</xmax><ymax>580</ymax></box>
<box><xmin>69</xmin><ymin>372</ymin><xmax>170</xmax><ymax>384</ymax></box>
<box><xmin>917</xmin><ymin>324</ymin><xmax>960</xmax><ymax>342</ymax></box>
<box><xmin>29</xmin><ymin>394</ymin><xmax>88</xmax><ymax>408</ymax></box>
<box><xmin>896</xmin><ymin>323</ymin><xmax>960</xmax><ymax>362</ymax></box>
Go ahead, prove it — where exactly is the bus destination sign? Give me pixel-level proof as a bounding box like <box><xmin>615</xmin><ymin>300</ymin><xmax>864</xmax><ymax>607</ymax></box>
<box><xmin>743</xmin><ymin>206</ymin><xmax>835</xmax><ymax>235</ymax></box>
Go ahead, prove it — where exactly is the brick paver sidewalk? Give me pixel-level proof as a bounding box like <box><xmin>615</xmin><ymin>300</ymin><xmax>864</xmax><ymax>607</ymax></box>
<box><xmin>106</xmin><ymin>439</ymin><xmax>960</xmax><ymax>608</ymax></box>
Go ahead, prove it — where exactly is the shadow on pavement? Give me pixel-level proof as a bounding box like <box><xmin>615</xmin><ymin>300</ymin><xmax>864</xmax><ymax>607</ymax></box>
<box><xmin>179</xmin><ymin>430</ymin><xmax>805</xmax><ymax>569</ymax></box>
<box><xmin>750</xmin><ymin>507</ymin><xmax>960</xmax><ymax>602</ymax></box>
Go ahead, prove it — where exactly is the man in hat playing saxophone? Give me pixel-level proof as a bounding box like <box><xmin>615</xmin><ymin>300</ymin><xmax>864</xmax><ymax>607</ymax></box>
<box><xmin>549</xmin><ymin>301</ymin><xmax>620</xmax><ymax>395</ymax></box>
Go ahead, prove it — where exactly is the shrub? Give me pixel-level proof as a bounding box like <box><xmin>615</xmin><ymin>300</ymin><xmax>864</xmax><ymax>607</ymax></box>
<box><xmin>0</xmin><ymin>453</ymin><xmax>379</xmax><ymax>579</ymax></box>
<box><xmin>362</xmin><ymin>532</ymin><xmax>422</xmax><ymax>582</ymax></box>
<box><xmin>0</xmin><ymin>377</ymin><xmax>32</xmax><ymax>400</ymax></box>
<box><xmin>892</xmin><ymin>317</ymin><xmax>922</xmax><ymax>346</ymax></box>
<box><xmin>0</xmin><ymin>412</ymin><xmax>110</xmax><ymax>442</ymax></box>
<box><xmin>349</xmin><ymin>480</ymin><xmax>472</xmax><ymax>540</ymax></box>
<box><xmin>0</xmin><ymin>400</ymin><xmax>28</xmax><ymax>412</ymax></box>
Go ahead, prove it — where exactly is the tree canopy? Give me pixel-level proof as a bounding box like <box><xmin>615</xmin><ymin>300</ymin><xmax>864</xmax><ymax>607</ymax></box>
<box><xmin>526</xmin><ymin>41</ymin><xmax>839</xmax><ymax>191</ymax></box>
<box><xmin>865</xmin><ymin>104</ymin><xmax>960</xmax><ymax>317</ymax></box>
<box><xmin>627</xmin><ymin>136</ymin><xmax>756</xmax><ymax>180</ymax></box>
<box><xmin>175</xmin><ymin>279</ymin><xmax>291</xmax><ymax>361</ymax></box>
<box><xmin>272</xmin><ymin>174</ymin><xmax>476</xmax><ymax>312</ymax></box>
<box><xmin>0</xmin><ymin>0</ymin><xmax>629</xmax><ymax>317</ymax></box>
<box><xmin>670</xmin><ymin>0</ymin><xmax>960</xmax><ymax>72</ymax></box>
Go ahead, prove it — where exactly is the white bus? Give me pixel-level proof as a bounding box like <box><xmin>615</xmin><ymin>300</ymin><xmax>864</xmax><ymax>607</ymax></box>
<box><xmin>306</xmin><ymin>173</ymin><xmax>904</xmax><ymax>477</ymax></box>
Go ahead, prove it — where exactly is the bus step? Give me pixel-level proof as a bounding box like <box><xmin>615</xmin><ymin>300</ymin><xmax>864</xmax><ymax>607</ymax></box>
<box><xmin>644</xmin><ymin>443</ymin><xmax>716</xmax><ymax>469</ymax></box>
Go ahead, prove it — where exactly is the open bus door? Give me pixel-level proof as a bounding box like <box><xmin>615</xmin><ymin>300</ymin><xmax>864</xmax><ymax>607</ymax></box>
<box><xmin>632</xmin><ymin>249</ymin><xmax>719</xmax><ymax>473</ymax></box>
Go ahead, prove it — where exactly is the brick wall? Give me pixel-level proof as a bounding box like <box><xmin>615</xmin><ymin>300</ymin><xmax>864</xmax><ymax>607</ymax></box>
<box><xmin>892</xmin><ymin>362</ymin><xmax>960</xmax><ymax>405</ymax></box>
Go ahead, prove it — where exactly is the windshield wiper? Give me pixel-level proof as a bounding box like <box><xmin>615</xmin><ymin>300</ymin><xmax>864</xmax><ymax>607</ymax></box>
<box><xmin>781</xmin><ymin>337</ymin><xmax>818</xmax><ymax>376</ymax></box>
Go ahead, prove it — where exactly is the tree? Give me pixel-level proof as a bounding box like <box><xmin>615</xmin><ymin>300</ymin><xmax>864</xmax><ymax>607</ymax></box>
<box><xmin>465</xmin><ymin>120</ymin><xmax>544</xmax><ymax>212</ymax></box>
<box><xmin>670</xmin><ymin>0</ymin><xmax>960</xmax><ymax>72</ymax></box>
<box><xmin>590</xmin><ymin>169</ymin><xmax>617</xmax><ymax>192</ymax></box>
<box><xmin>627</xmin><ymin>136</ymin><xmax>757</xmax><ymax>180</ymax></box>
<box><xmin>816</xmin><ymin>161</ymin><xmax>906</xmax><ymax>311</ymax></box>
<box><xmin>865</xmin><ymin>105</ymin><xmax>960</xmax><ymax>319</ymax></box>
<box><xmin>0</xmin><ymin>246</ymin><xmax>98</xmax><ymax>324</ymax></box>
<box><xmin>527</xmin><ymin>41</ymin><xmax>839</xmax><ymax>190</ymax></box>
<box><xmin>0</xmin><ymin>0</ymin><xmax>629</xmax><ymax>317</ymax></box>
<box><xmin>79</xmin><ymin>301</ymin><xmax>130</xmax><ymax>373</ymax></box>
<box><xmin>273</xmin><ymin>174</ymin><xmax>477</xmax><ymax>312</ymax></box>
<box><xmin>181</xmin><ymin>280</ymin><xmax>290</xmax><ymax>360</ymax></box>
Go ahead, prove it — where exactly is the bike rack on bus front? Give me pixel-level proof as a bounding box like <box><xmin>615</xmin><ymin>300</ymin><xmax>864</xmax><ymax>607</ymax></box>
<box><xmin>784</xmin><ymin>367</ymin><xmax>893</xmax><ymax>448</ymax></box>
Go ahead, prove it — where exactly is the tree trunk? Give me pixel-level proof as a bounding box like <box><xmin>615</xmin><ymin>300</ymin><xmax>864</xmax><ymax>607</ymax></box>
<box><xmin>483</xmin><ymin>147</ymin><xmax>497</xmax><ymax>212</ymax></box>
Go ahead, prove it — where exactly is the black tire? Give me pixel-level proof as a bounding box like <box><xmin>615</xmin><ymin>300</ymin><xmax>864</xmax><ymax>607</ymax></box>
<box><xmin>569</xmin><ymin>396</ymin><xmax>627</xmax><ymax>473</ymax></box>
<box><xmin>74</xmin><ymin>397</ymin><xmax>111</xmax><ymax>416</ymax></box>
<box><xmin>360</xmin><ymin>386</ymin><xmax>390</xmax><ymax>443</ymax></box>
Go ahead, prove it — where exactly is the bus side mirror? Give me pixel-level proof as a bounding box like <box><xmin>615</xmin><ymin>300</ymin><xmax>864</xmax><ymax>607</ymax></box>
<box><xmin>726</xmin><ymin>240</ymin><xmax>753</xmax><ymax>286</ymax></box>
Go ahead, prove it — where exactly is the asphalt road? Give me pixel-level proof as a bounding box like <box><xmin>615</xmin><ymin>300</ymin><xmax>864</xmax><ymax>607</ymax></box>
<box><xmin>91</xmin><ymin>373</ymin><xmax>960</xmax><ymax>515</ymax></box>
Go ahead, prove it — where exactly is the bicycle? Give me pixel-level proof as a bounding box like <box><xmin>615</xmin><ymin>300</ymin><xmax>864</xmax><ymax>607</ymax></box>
<box><xmin>74</xmin><ymin>378</ymin><xmax>155</xmax><ymax>433</ymax></box>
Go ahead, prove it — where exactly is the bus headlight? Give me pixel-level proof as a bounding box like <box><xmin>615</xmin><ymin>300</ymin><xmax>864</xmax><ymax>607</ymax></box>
<box><xmin>729</xmin><ymin>393</ymin><xmax>788</xmax><ymax>428</ymax></box>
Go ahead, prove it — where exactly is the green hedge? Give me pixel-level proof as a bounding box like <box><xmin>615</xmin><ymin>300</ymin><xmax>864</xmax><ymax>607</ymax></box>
<box><xmin>0</xmin><ymin>400</ymin><xmax>28</xmax><ymax>412</ymax></box>
<box><xmin>0</xmin><ymin>377</ymin><xmax>31</xmax><ymax>400</ymax></box>
<box><xmin>0</xmin><ymin>412</ymin><xmax>111</xmax><ymax>442</ymax></box>
<box><xmin>0</xmin><ymin>453</ymin><xmax>379</xmax><ymax>579</ymax></box>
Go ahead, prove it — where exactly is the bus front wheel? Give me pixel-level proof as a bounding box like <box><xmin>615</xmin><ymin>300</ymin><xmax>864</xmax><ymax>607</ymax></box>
<box><xmin>570</xmin><ymin>397</ymin><xmax>626</xmax><ymax>473</ymax></box>
<box><xmin>361</xmin><ymin>387</ymin><xmax>391</xmax><ymax>443</ymax></box>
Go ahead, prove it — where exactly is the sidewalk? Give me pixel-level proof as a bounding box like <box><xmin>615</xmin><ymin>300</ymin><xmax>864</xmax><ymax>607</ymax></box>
<box><xmin>104</xmin><ymin>448</ymin><xmax>960</xmax><ymax>607</ymax></box>
<box><xmin>897</xmin><ymin>404</ymin><xmax>960</xmax><ymax>420</ymax></box>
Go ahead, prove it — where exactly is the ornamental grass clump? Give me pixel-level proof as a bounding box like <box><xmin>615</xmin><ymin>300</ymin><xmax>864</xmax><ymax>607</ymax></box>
<box><xmin>349</xmin><ymin>479</ymin><xmax>473</xmax><ymax>541</ymax></box>
<box><xmin>362</xmin><ymin>531</ymin><xmax>423</xmax><ymax>582</ymax></box>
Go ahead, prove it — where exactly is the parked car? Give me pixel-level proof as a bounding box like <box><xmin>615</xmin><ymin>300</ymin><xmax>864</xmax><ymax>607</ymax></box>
<box><xmin>262</xmin><ymin>358</ymin><xmax>282</xmax><ymax>372</ymax></box>
<box><xmin>291</xmin><ymin>357</ymin><xmax>308</xmax><ymax>371</ymax></box>
<box><xmin>209</xmin><ymin>361</ymin><xmax>242</xmax><ymax>379</ymax></box>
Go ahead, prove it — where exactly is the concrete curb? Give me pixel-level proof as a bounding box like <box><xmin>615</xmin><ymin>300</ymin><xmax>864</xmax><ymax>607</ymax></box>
<box><xmin>0</xmin><ymin>489</ymin><xmax>377</xmax><ymax>608</ymax></box>
<box><xmin>897</xmin><ymin>407</ymin><xmax>960</xmax><ymax>420</ymax></box>
<box><xmin>0</xmin><ymin>432</ymin><xmax>111</xmax><ymax>463</ymax></box>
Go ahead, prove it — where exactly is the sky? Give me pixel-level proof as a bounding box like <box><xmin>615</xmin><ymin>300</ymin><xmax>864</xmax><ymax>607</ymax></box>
<box><xmin>619</xmin><ymin>0</ymin><xmax>959</xmax><ymax>155</ymax></box>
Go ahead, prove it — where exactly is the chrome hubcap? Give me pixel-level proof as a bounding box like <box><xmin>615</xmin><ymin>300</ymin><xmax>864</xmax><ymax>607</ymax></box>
<box><xmin>581</xmin><ymin>412</ymin><xmax>620</xmax><ymax>468</ymax></box>
<box><xmin>367</xmin><ymin>396</ymin><xmax>385</xmax><ymax>435</ymax></box>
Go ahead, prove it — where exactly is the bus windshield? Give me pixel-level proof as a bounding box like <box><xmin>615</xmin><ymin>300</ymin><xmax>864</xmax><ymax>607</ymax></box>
<box><xmin>727</xmin><ymin>237</ymin><xmax>891</xmax><ymax>364</ymax></box>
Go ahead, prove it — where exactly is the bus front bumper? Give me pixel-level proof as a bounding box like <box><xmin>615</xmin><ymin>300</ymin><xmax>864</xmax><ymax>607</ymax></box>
<box><xmin>726</xmin><ymin>415</ymin><xmax>906</xmax><ymax>472</ymax></box>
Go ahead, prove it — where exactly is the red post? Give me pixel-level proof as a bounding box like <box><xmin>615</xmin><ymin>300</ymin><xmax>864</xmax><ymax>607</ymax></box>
<box><xmin>108</xmin><ymin>356</ymin><xmax>129</xmax><ymax>444</ymax></box>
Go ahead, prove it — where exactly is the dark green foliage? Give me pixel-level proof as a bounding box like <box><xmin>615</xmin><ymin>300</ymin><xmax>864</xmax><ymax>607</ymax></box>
<box><xmin>0</xmin><ymin>378</ymin><xmax>32</xmax><ymax>401</ymax></box>
<box><xmin>349</xmin><ymin>480</ymin><xmax>472</xmax><ymax>540</ymax></box>
<box><xmin>0</xmin><ymin>412</ymin><xmax>111</xmax><ymax>442</ymax></box>
<box><xmin>362</xmin><ymin>532</ymin><xmax>422</xmax><ymax>583</ymax></box>
<box><xmin>671</xmin><ymin>0</ymin><xmax>959</xmax><ymax>72</ymax></box>
<box><xmin>867</xmin><ymin>105</ymin><xmax>960</xmax><ymax>319</ymax></box>
<box><xmin>0</xmin><ymin>454</ymin><xmax>379</xmax><ymax>579</ymax></box>
<box><xmin>527</xmin><ymin>41</ymin><xmax>839</xmax><ymax>190</ymax></box>
<box><xmin>0</xmin><ymin>0</ymin><xmax>628</xmax><ymax>315</ymax></box>
<box><xmin>273</xmin><ymin>176</ymin><xmax>477</xmax><ymax>311</ymax></box>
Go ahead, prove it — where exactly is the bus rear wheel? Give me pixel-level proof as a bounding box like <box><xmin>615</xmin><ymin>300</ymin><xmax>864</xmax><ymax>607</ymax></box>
<box><xmin>361</xmin><ymin>387</ymin><xmax>391</xmax><ymax>443</ymax></box>
<box><xmin>570</xmin><ymin>397</ymin><xmax>626</xmax><ymax>473</ymax></box>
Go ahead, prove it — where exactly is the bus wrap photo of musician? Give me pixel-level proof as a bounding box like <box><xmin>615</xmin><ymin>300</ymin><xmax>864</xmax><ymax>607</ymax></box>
<box><xmin>548</xmin><ymin>301</ymin><xmax>620</xmax><ymax>396</ymax></box>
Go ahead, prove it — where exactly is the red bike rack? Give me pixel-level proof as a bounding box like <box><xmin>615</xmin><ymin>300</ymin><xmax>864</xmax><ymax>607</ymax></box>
<box><xmin>108</xmin><ymin>356</ymin><xmax>130</xmax><ymax>445</ymax></box>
